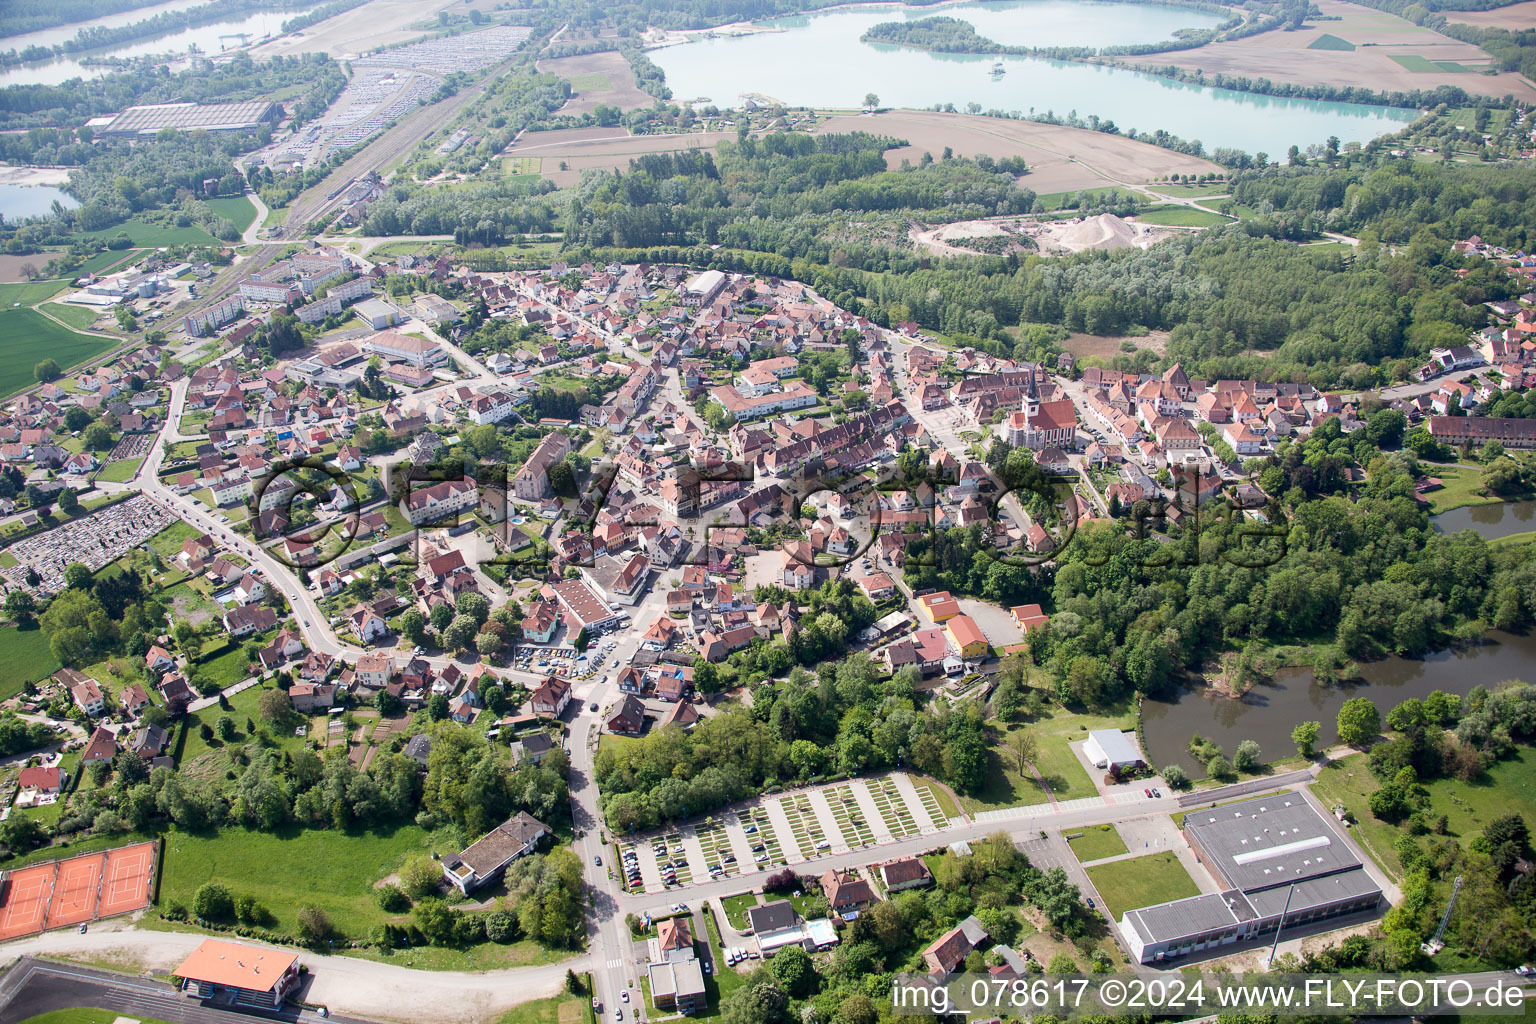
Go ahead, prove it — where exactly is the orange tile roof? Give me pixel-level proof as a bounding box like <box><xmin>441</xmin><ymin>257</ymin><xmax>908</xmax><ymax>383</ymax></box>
<box><xmin>174</xmin><ymin>939</ymin><xmax>297</xmax><ymax>991</ymax></box>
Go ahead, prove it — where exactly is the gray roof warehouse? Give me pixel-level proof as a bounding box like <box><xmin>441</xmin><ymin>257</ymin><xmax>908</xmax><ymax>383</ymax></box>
<box><xmin>1119</xmin><ymin>795</ymin><xmax>1383</xmax><ymax>964</ymax></box>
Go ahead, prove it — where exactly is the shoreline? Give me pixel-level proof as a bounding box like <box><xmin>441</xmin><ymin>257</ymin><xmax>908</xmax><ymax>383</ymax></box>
<box><xmin>0</xmin><ymin>165</ymin><xmax>72</xmax><ymax>187</ymax></box>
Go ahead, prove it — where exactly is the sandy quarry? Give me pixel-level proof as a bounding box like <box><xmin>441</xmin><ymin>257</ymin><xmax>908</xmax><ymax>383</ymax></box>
<box><xmin>912</xmin><ymin>213</ymin><xmax>1182</xmax><ymax>256</ymax></box>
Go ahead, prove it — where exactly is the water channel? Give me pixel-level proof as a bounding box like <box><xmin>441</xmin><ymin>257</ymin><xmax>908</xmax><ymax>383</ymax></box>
<box><xmin>650</xmin><ymin>0</ymin><xmax>1419</xmax><ymax>155</ymax></box>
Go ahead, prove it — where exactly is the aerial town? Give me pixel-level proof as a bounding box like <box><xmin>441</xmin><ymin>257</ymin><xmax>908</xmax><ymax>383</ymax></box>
<box><xmin>1</xmin><ymin>0</ymin><xmax>1535</xmax><ymax>1021</ymax></box>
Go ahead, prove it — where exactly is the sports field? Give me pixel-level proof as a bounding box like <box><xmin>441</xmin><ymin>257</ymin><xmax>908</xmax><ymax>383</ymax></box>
<box><xmin>0</xmin><ymin>841</ymin><xmax>154</xmax><ymax>940</ymax></box>
<box><xmin>0</xmin><ymin>307</ymin><xmax>113</xmax><ymax>397</ymax></box>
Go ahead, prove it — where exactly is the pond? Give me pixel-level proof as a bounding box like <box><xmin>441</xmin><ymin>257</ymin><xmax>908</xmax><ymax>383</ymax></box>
<box><xmin>1432</xmin><ymin>498</ymin><xmax>1536</xmax><ymax>542</ymax></box>
<box><xmin>1141</xmin><ymin>630</ymin><xmax>1536</xmax><ymax>775</ymax></box>
<box><xmin>649</xmin><ymin>0</ymin><xmax>1418</xmax><ymax>155</ymax></box>
<box><xmin>0</xmin><ymin>5</ymin><xmax>315</xmax><ymax>89</ymax></box>
<box><xmin>0</xmin><ymin>183</ymin><xmax>78</xmax><ymax>221</ymax></box>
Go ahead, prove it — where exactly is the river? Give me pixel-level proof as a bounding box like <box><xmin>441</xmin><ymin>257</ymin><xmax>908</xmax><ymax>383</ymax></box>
<box><xmin>650</xmin><ymin>0</ymin><xmax>1418</xmax><ymax>155</ymax></box>
<box><xmin>1142</xmin><ymin>630</ymin><xmax>1536</xmax><ymax>775</ymax></box>
<box><xmin>1432</xmin><ymin>498</ymin><xmax>1536</xmax><ymax>541</ymax></box>
<box><xmin>0</xmin><ymin>4</ymin><xmax>313</xmax><ymax>89</ymax></box>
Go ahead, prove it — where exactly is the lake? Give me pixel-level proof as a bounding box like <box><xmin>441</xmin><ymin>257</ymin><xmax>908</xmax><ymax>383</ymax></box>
<box><xmin>650</xmin><ymin>0</ymin><xmax>1419</xmax><ymax>155</ymax></box>
<box><xmin>1432</xmin><ymin>498</ymin><xmax>1536</xmax><ymax>541</ymax></box>
<box><xmin>1141</xmin><ymin>629</ymin><xmax>1536</xmax><ymax>775</ymax></box>
<box><xmin>0</xmin><ymin>5</ymin><xmax>314</xmax><ymax>89</ymax></box>
<box><xmin>0</xmin><ymin>183</ymin><xmax>78</xmax><ymax>221</ymax></box>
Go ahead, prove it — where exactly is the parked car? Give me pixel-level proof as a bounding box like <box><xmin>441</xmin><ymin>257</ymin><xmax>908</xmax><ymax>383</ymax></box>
<box><xmin>594</xmin><ymin>855</ymin><xmax>602</xmax><ymax>866</ymax></box>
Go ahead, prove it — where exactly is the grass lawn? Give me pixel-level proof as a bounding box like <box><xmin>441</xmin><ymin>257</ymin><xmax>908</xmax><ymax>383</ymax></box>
<box><xmin>0</xmin><ymin>623</ymin><xmax>63</xmax><ymax>701</ymax></box>
<box><xmin>720</xmin><ymin>891</ymin><xmax>759</xmax><ymax>931</ymax></box>
<box><xmin>0</xmin><ymin>307</ymin><xmax>115</xmax><ymax>398</ymax></box>
<box><xmin>1064</xmin><ymin>824</ymin><xmax>1128</xmax><ymax>863</ymax></box>
<box><xmin>960</xmin><ymin>705</ymin><xmax>1123</xmax><ymax>814</ymax></box>
<box><xmin>96</xmin><ymin>457</ymin><xmax>143</xmax><ymax>483</ymax></box>
<box><xmin>1149</xmin><ymin>183</ymin><xmax>1229</xmax><ymax>198</ymax></box>
<box><xmin>1032</xmin><ymin>186</ymin><xmax>1127</xmax><ymax>211</ymax></box>
<box><xmin>42</xmin><ymin>302</ymin><xmax>106</xmax><ymax>331</ymax></box>
<box><xmin>1421</xmin><ymin>464</ymin><xmax>1523</xmax><ymax>513</ymax></box>
<box><xmin>72</xmin><ymin>217</ymin><xmax>219</xmax><ymax>247</ymax></box>
<box><xmin>207</xmin><ymin>195</ymin><xmax>258</xmax><ymax>233</ymax></box>
<box><xmin>160</xmin><ymin>823</ymin><xmax>437</xmax><ymax>938</ymax></box>
<box><xmin>18</xmin><ymin>1010</ymin><xmax>179</xmax><ymax>1024</ymax></box>
<box><xmin>1308</xmin><ymin>32</ymin><xmax>1356</xmax><ymax>50</ymax></box>
<box><xmin>1084</xmin><ymin>851</ymin><xmax>1199</xmax><ymax>917</ymax></box>
<box><xmin>1135</xmin><ymin>205</ymin><xmax>1231</xmax><ymax>227</ymax></box>
<box><xmin>497</xmin><ymin>985</ymin><xmax>595</xmax><ymax>1024</ymax></box>
<box><xmin>1311</xmin><ymin>747</ymin><xmax>1536</xmax><ymax>881</ymax></box>
<box><xmin>698</xmin><ymin>905</ymin><xmax>746</xmax><ymax>1018</ymax></box>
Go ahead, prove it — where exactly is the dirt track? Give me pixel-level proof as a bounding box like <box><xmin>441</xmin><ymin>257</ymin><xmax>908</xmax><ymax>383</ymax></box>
<box><xmin>1119</xmin><ymin>0</ymin><xmax>1535</xmax><ymax>102</ymax></box>
<box><xmin>816</xmin><ymin>110</ymin><xmax>1222</xmax><ymax>192</ymax></box>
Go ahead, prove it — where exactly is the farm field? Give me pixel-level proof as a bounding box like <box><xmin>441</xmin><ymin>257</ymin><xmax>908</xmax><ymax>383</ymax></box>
<box><xmin>537</xmin><ymin>50</ymin><xmax>651</xmax><ymax>114</ymax></box>
<box><xmin>1390</xmin><ymin>54</ymin><xmax>1470</xmax><ymax>72</ymax></box>
<box><xmin>816</xmin><ymin>110</ymin><xmax>1222</xmax><ymax>194</ymax></box>
<box><xmin>0</xmin><ymin>280</ymin><xmax>66</xmax><ymax>306</ymax></box>
<box><xmin>1441</xmin><ymin>0</ymin><xmax>1536</xmax><ymax>29</ymax></box>
<box><xmin>1084</xmin><ymin>851</ymin><xmax>1200</xmax><ymax>917</ymax></box>
<box><xmin>1118</xmin><ymin>0</ymin><xmax>1525</xmax><ymax>101</ymax></box>
<box><xmin>0</xmin><ymin>307</ymin><xmax>114</xmax><ymax>398</ymax></box>
<box><xmin>1307</xmin><ymin>33</ymin><xmax>1356</xmax><ymax>50</ymax></box>
<box><xmin>502</xmin><ymin>127</ymin><xmax>739</xmax><ymax>188</ymax></box>
<box><xmin>251</xmin><ymin>0</ymin><xmax>464</xmax><ymax>57</ymax></box>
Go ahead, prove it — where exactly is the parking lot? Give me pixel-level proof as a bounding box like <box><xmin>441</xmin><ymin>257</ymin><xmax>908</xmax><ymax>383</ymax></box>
<box><xmin>613</xmin><ymin>772</ymin><xmax>954</xmax><ymax>895</ymax></box>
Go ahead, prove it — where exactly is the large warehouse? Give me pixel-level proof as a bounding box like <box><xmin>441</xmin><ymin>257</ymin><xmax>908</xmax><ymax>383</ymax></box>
<box><xmin>1119</xmin><ymin>795</ymin><xmax>1383</xmax><ymax>964</ymax></box>
<box><xmin>94</xmin><ymin>100</ymin><xmax>280</xmax><ymax>137</ymax></box>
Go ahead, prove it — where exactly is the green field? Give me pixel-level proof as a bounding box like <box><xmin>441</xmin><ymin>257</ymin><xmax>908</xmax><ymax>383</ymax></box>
<box><xmin>41</xmin><ymin>302</ymin><xmax>106</xmax><ymax>331</ymax></box>
<box><xmin>1150</xmin><ymin>183</ymin><xmax>1228</xmax><ymax>198</ymax></box>
<box><xmin>498</xmin><ymin>988</ymin><xmax>595</xmax><ymax>1024</ymax></box>
<box><xmin>1390</xmin><ymin>54</ymin><xmax>1470</xmax><ymax>72</ymax></box>
<box><xmin>1032</xmin><ymin>186</ymin><xmax>1128</xmax><ymax>211</ymax></box>
<box><xmin>74</xmin><ymin>216</ymin><xmax>219</xmax><ymax>247</ymax></box>
<box><xmin>0</xmin><ymin>623</ymin><xmax>62</xmax><ymax>701</ymax></box>
<box><xmin>959</xmin><ymin>707</ymin><xmax>1123</xmax><ymax>813</ymax></box>
<box><xmin>19</xmin><ymin>1010</ymin><xmax>178</xmax><ymax>1024</ymax></box>
<box><xmin>504</xmin><ymin>156</ymin><xmax>542</xmax><ymax>176</ymax></box>
<box><xmin>1085</xmin><ymin>851</ymin><xmax>1200</xmax><ymax>917</ymax></box>
<box><xmin>1311</xmin><ymin>746</ymin><xmax>1536</xmax><ymax>881</ymax></box>
<box><xmin>1065</xmin><ymin>824</ymin><xmax>1128</xmax><ymax>863</ymax></box>
<box><xmin>1135</xmin><ymin>205</ymin><xmax>1232</xmax><ymax>227</ymax></box>
<box><xmin>0</xmin><ymin>307</ymin><xmax>115</xmax><ymax>397</ymax></box>
<box><xmin>207</xmin><ymin>195</ymin><xmax>258</xmax><ymax>232</ymax></box>
<box><xmin>0</xmin><ymin>280</ymin><xmax>67</xmax><ymax>306</ymax></box>
<box><xmin>1421</xmin><ymin>464</ymin><xmax>1531</xmax><ymax>513</ymax></box>
<box><xmin>566</xmin><ymin>73</ymin><xmax>612</xmax><ymax>90</ymax></box>
<box><xmin>95</xmin><ymin>457</ymin><xmax>143</xmax><ymax>483</ymax></box>
<box><xmin>1307</xmin><ymin>33</ymin><xmax>1356</xmax><ymax>50</ymax></box>
<box><xmin>160</xmin><ymin>824</ymin><xmax>435</xmax><ymax>937</ymax></box>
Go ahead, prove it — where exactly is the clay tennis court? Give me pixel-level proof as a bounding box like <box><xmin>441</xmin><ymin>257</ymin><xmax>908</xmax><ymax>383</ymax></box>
<box><xmin>100</xmin><ymin>842</ymin><xmax>156</xmax><ymax>917</ymax></box>
<box><xmin>0</xmin><ymin>841</ymin><xmax>155</xmax><ymax>939</ymax></box>
<box><xmin>0</xmin><ymin>863</ymin><xmax>55</xmax><ymax>940</ymax></box>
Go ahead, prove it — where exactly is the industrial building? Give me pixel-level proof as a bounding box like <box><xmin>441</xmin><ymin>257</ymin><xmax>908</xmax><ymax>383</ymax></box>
<box><xmin>1119</xmin><ymin>795</ymin><xmax>1382</xmax><ymax>964</ymax></box>
<box><xmin>93</xmin><ymin>100</ymin><xmax>280</xmax><ymax>137</ymax></box>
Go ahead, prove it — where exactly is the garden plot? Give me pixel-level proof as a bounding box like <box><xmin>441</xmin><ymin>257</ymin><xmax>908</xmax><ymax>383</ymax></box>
<box><xmin>741</xmin><ymin>807</ymin><xmax>785</xmax><ymax>865</ymax></box>
<box><xmin>776</xmin><ymin>793</ymin><xmax>829</xmax><ymax>858</ymax></box>
<box><xmin>913</xmin><ymin>780</ymin><xmax>959</xmax><ymax>828</ymax></box>
<box><xmin>693</xmin><ymin>818</ymin><xmax>740</xmax><ymax>878</ymax></box>
<box><xmin>867</xmin><ymin>777</ymin><xmax>921</xmax><ymax>839</ymax></box>
<box><xmin>825</xmin><ymin>785</ymin><xmax>876</xmax><ymax>847</ymax></box>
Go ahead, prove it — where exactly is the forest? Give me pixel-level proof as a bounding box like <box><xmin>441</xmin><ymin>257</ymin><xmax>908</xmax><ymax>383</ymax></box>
<box><xmin>955</xmin><ymin>446</ymin><xmax>1536</xmax><ymax>709</ymax></box>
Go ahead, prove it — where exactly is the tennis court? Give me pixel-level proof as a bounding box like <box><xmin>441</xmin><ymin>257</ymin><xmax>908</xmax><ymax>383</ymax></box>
<box><xmin>45</xmin><ymin>852</ymin><xmax>103</xmax><ymax>929</ymax></box>
<box><xmin>100</xmin><ymin>842</ymin><xmax>156</xmax><ymax>916</ymax></box>
<box><xmin>0</xmin><ymin>841</ymin><xmax>156</xmax><ymax>939</ymax></box>
<box><xmin>0</xmin><ymin>863</ymin><xmax>55</xmax><ymax>940</ymax></box>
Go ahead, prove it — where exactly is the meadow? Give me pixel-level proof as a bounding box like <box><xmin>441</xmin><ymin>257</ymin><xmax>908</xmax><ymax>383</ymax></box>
<box><xmin>0</xmin><ymin>307</ymin><xmax>114</xmax><ymax>396</ymax></box>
